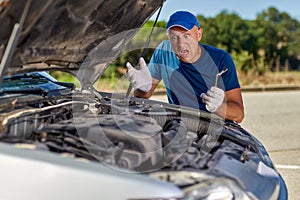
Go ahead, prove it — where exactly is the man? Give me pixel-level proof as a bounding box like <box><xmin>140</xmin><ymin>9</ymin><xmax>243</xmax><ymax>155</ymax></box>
<box><xmin>126</xmin><ymin>11</ymin><xmax>244</xmax><ymax>123</ymax></box>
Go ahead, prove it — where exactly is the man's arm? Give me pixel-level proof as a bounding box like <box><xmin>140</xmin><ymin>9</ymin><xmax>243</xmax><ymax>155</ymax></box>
<box><xmin>215</xmin><ymin>88</ymin><xmax>244</xmax><ymax>123</ymax></box>
<box><xmin>134</xmin><ymin>78</ymin><xmax>160</xmax><ymax>99</ymax></box>
<box><xmin>125</xmin><ymin>57</ymin><xmax>162</xmax><ymax>99</ymax></box>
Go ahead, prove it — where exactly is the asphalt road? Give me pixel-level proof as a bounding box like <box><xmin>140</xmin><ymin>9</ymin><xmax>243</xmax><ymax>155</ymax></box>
<box><xmin>240</xmin><ymin>91</ymin><xmax>300</xmax><ymax>200</ymax></box>
<box><xmin>151</xmin><ymin>90</ymin><xmax>300</xmax><ymax>200</ymax></box>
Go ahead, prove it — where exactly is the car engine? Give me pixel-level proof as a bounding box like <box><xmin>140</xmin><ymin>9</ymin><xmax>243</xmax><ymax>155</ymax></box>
<box><xmin>0</xmin><ymin>73</ymin><xmax>285</xmax><ymax>199</ymax></box>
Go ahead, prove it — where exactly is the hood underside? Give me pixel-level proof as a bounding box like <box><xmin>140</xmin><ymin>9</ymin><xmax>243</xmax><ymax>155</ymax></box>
<box><xmin>0</xmin><ymin>0</ymin><xmax>164</xmax><ymax>85</ymax></box>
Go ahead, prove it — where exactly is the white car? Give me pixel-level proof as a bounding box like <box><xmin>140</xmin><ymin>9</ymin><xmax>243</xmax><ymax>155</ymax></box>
<box><xmin>0</xmin><ymin>0</ymin><xmax>287</xmax><ymax>199</ymax></box>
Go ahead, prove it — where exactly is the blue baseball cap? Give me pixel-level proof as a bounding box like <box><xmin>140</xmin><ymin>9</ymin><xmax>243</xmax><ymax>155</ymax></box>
<box><xmin>166</xmin><ymin>11</ymin><xmax>200</xmax><ymax>31</ymax></box>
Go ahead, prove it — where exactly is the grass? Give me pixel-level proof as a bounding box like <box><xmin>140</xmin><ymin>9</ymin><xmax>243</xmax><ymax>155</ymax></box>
<box><xmin>50</xmin><ymin>71</ymin><xmax>81</xmax><ymax>88</ymax></box>
<box><xmin>238</xmin><ymin>71</ymin><xmax>300</xmax><ymax>87</ymax></box>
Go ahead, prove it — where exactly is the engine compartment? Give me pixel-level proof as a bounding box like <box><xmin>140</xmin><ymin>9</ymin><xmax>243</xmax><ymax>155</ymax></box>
<box><xmin>0</xmin><ymin>88</ymin><xmax>286</xmax><ymax>199</ymax></box>
<box><xmin>0</xmin><ymin>90</ymin><xmax>230</xmax><ymax>171</ymax></box>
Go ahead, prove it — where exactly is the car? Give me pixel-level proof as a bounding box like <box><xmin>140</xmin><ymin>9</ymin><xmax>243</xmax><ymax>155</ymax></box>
<box><xmin>0</xmin><ymin>0</ymin><xmax>288</xmax><ymax>199</ymax></box>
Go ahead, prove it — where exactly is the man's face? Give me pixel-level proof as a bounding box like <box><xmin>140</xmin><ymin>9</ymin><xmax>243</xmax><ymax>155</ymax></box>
<box><xmin>168</xmin><ymin>26</ymin><xmax>202</xmax><ymax>63</ymax></box>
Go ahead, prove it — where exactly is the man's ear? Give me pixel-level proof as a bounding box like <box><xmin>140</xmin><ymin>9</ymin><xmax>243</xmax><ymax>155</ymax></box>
<box><xmin>198</xmin><ymin>28</ymin><xmax>203</xmax><ymax>40</ymax></box>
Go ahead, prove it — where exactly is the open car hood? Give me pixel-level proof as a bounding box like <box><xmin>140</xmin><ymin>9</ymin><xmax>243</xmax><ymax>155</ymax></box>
<box><xmin>0</xmin><ymin>0</ymin><xmax>164</xmax><ymax>85</ymax></box>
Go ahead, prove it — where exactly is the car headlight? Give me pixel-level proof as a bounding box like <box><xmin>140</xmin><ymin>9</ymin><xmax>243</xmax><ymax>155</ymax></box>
<box><xmin>182</xmin><ymin>178</ymin><xmax>256</xmax><ymax>200</ymax></box>
<box><xmin>148</xmin><ymin>171</ymin><xmax>257</xmax><ymax>200</ymax></box>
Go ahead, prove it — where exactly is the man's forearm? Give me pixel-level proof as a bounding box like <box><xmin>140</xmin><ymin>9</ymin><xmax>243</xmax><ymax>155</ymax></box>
<box><xmin>134</xmin><ymin>81</ymin><xmax>158</xmax><ymax>99</ymax></box>
<box><xmin>134</xmin><ymin>89</ymin><xmax>151</xmax><ymax>99</ymax></box>
<box><xmin>215</xmin><ymin>102</ymin><xmax>244</xmax><ymax>123</ymax></box>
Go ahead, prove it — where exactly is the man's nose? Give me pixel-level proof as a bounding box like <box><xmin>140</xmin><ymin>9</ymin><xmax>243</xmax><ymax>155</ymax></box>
<box><xmin>177</xmin><ymin>37</ymin><xmax>185</xmax><ymax>48</ymax></box>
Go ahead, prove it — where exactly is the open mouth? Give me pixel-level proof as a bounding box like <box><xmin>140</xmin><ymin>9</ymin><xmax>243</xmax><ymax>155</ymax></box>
<box><xmin>179</xmin><ymin>49</ymin><xmax>189</xmax><ymax>58</ymax></box>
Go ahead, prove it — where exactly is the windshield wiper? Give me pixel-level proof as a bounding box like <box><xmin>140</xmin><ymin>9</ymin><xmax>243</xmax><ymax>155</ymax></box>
<box><xmin>3</xmin><ymin>87</ymin><xmax>45</xmax><ymax>95</ymax></box>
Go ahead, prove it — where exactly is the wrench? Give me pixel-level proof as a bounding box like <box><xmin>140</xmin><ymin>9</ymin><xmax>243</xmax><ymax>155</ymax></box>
<box><xmin>214</xmin><ymin>68</ymin><xmax>228</xmax><ymax>87</ymax></box>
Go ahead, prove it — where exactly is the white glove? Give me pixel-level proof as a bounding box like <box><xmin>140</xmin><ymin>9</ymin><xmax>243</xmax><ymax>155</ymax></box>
<box><xmin>125</xmin><ymin>57</ymin><xmax>152</xmax><ymax>92</ymax></box>
<box><xmin>200</xmin><ymin>87</ymin><xmax>225</xmax><ymax>112</ymax></box>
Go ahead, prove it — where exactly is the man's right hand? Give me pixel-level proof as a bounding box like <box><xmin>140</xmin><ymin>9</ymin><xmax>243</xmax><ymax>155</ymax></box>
<box><xmin>126</xmin><ymin>57</ymin><xmax>152</xmax><ymax>92</ymax></box>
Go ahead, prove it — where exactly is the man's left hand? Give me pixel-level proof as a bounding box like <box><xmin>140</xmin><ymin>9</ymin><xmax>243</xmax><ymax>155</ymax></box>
<box><xmin>200</xmin><ymin>87</ymin><xmax>225</xmax><ymax>112</ymax></box>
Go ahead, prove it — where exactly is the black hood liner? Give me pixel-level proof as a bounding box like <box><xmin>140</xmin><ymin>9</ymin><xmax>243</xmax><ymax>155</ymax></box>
<box><xmin>0</xmin><ymin>0</ymin><xmax>164</xmax><ymax>84</ymax></box>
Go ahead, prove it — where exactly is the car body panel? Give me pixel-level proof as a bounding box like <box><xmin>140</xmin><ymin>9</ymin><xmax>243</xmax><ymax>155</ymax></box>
<box><xmin>0</xmin><ymin>142</ymin><xmax>183</xmax><ymax>200</ymax></box>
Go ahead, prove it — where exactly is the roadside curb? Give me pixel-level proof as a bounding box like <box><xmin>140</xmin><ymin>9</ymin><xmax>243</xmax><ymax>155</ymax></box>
<box><xmin>153</xmin><ymin>85</ymin><xmax>300</xmax><ymax>95</ymax></box>
<box><xmin>241</xmin><ymin>85</ymin><xmax>300</xmax><ymax>92</ymax></box>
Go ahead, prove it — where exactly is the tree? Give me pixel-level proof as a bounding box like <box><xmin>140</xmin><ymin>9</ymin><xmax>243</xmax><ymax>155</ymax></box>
<box><xmin>106</xmin><ymin>7</ymin><xmax>300</xmax><ymax>79</ymax></box>
<box><xmin>256</xmin><ymin>7</ymin><xmax>300</xmax><ymax>71</ymax></box>
<box><xmin>202</xmin><ymin>10</ymin><xmax>250</xmax><ymax>53</ymax></box>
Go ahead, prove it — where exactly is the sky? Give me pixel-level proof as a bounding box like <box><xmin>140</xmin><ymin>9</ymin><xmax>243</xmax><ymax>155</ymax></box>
<box><xmin>150</xmin><ymin>0</ymin><xmax>300</xmax><ymax>22</ymax></box>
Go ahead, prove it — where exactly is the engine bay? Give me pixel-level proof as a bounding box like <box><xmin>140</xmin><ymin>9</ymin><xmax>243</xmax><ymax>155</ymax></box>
<box><xmin>0</xmin><ymin>87</ymin><xmax>253</xmax><ymax>172</ymax></box>
<box><xmin>0</xmin><ymin>79</ymin><xmax>285</xmax><ymax>199</ymax></box>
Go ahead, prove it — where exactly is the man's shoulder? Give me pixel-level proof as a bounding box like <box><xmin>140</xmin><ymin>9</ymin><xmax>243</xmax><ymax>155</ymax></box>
<box><xmin>201</xmin><ymin>44</ymin><xmax>228</xmax><ymax>55</ymax></box>
<box><xmin>153</xmin><ymin>40</ymin><xmax>176</xmax><ymax>60</ymax></box>
<box><xmin>200</xmin><ymin>44</ymin><xmax>232</xmax><ymax>64</ymax></box>
<box><xmin>150</xmin><ymin>40</ymin><xmax>178</xmax><ymax>66</ymax></box>
<box><xmin>157</xmin><ymin>40</ymin><xmax>172</xmax><ymax>50</ymax></box>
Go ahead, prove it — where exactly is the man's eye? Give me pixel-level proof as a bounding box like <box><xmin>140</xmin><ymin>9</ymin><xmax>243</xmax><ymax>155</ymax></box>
<box><xmin>171</xmin><ymin>36</ymin><xmax>178</xmax><ymax>40</ymax></box>
<box><xmin>184</xmin><ymin>34</ymin><xmax>191</xmax><ymax>39</ymax></box>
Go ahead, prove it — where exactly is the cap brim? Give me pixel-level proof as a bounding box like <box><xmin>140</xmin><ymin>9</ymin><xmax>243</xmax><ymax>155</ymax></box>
<box><xmin>166</xmin><ymin>23</ymin><xmax>195</xmax><ymax>31</ymax></box>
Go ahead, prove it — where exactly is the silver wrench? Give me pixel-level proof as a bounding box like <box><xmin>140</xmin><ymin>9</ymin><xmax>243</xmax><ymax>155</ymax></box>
<box><xmin>214</xmin><ymin>68</ymin><xmax>228</xmax><ymax>87</ymax></box>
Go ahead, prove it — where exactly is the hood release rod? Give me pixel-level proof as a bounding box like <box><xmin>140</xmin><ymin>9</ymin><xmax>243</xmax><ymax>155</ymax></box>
<box><xmin>0</xmin><ymin>0</ymin><xmax>32</xmax><ymax>85</ymax></box>
<box><xmin>125</xmin><ymin>2</ymin><xmax>164</xmax><ymax>98</ymax></box>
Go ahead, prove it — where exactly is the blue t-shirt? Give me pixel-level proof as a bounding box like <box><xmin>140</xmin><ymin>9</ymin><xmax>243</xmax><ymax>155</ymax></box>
<box><xmin>148</xmin><ymin>40</ymin><xmax>240</xmax><ymax>111</ymax></box>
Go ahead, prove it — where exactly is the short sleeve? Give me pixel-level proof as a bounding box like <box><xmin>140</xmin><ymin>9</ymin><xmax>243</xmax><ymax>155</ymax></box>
<box><xmin>148</xmin><ymin>48</ymin><xmax>162</xmax><ymax>81</ymax></box>
<box><xmin>220</xmin><ymin>53</ymin><xmax>240</xmax><ymax>91</ymax></box>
